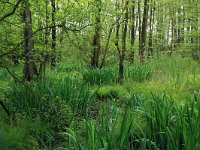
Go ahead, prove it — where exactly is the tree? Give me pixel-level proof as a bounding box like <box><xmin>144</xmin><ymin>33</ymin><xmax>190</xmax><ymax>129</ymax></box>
<box><xmin>0</xmin><ymin>0</ymin><xmax>199</xmax><ymax>82</ymax></box>
<box><xmin>22</xmin><ymin>0</ymin><xmax>37</xmax><ymax>81</ymax></box>
<box><xmin>100</xmin><ymin>24</ymin><xmax>114</xmax><ymax>68</ymax></box>
<box><xmin>91</xmin><ymin>0</ymin><xmax>101</xmax><ymax>68</ymax></box>
<box><xmin>139</xmin><ymin>0</ymin><xmax>149</xmax><ymax>64</ymax></box>
<box><xmin>129</xmin><ymin>0</ymin><xmax>136</xmax><ymax>63</ymax></box>
<box><xmin>147</xmin><ymin>0</ymin><xmax>155</xmax><ymax>58</ymax></box>
<box><xmin>51</xmin><ymin>0</ymin><xmax>56</xmax><ymax>68</ymax></box>
<box><xmin>38</xmin><ymin>0</ymin><xmax>50</xmax><ymax>78</ymax></box>
<box><xmin>117</xmin><ymin>0</ymin><xmax>129</xmax><ymax>84</ymax></box>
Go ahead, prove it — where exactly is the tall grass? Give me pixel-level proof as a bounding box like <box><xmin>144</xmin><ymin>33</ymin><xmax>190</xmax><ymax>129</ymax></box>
<box><xmin>61</xmin><ymin>93</ymin><xmax>200</xmax><ymax>150</ymax></box>
<box><xmin>140</xmin><ymin>93</ymin><xmax>200</xmax><ymax>149</ymax></box>
<box><xmin>2</xmin><ymin>55</ymin><xmax>200</xmax><ymax>149</ymax></box>
<box><xmin>5</xmin><ymin>77</ymin><xmax>93</xmax><ymax>117</ymax></box>
<box><xmin>150</xmin><ymin>55</ymin><xmax>199</xmax><ymax>86</ymax></box>
<box><xmin>82</xmin><ymin>65</ymin><xmax>152</xmax><ymax>85</ymax></box>
<box><xmin>82</xmin><ymin>67</ymin><xmax>116</xmax><ymax>85</ymax></box>
<box><xmin>64</xmin><ymin>109</ymin><xmax>134</xmax><ymax>150</ymax></box>
<box><xmin>125</xmin><ymin>64</ymin><xmax>152</xmax><ymax>82</ymax></box>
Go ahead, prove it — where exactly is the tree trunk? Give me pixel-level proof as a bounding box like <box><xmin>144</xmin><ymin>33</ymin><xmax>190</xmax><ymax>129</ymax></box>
<box><xmin>22</xmin><ymin>1</ymin><xmax>37</xmax><ymax>81</ymax></box>
<box><xmin>129</xmin><ymin>0</ymin><xmax>135</xmax><ymax>64</ymax></box>
<box><xmin>39</xmin><ymin>0</ymin><xmax>49</xmax><ymax>79</ymax></box>
<box><xmin>148</xmin><ymin>0</ymin><xmax>155</xmax><ymax>58</ymax></box>
<box><xmin>140</xmin><ymin>0</ymin><xmax>149</xmax><ymax>64</ymax></box>
<box><xmin>119</xmin><ymin>0</ymin><xmax>128</xmax><ymax>84</ymax></box>
<box><xmin>138</xmin><ymin>0</ymin><xmax>142</xmax><ymax>62</ymax></box>
<box><xmin>51</xmin><ymin>0</ymin><xmax>56</xmax><ymax>68</ymax></box>
<box><xmin>91</xmin><ymin>0</ymin><xmax>101</xmax><ymax>68</ymax></box>
<box><xmin>100</xmin><ymin>25</ymin><xmax>113</xmax><ymax>68</ymax></box>
<box><xmin>115</xmin><ymin>0</ymin><xmax>120</xmax><ymax>56</ymax></box>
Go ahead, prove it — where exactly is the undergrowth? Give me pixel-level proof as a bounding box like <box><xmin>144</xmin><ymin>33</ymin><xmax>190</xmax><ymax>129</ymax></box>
<box><xmin>0</xmin><ymin>55</ymin><xmax>199</xmax><ymax>149</ymax></box>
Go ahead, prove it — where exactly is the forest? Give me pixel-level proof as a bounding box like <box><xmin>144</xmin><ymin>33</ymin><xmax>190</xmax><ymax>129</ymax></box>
<box><xmin>0</xmin><ymin>0</ymin><xmax>200</xmax><ymax>149</ymax></box>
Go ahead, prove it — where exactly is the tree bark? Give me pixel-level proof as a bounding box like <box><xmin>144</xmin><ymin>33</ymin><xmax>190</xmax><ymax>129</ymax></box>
<box><xmin>51</xmin><ymin>0</ymin><xmax>56</xmax><ymax>68</ymax></box>
<box><xmin>140</xmin><ymin>0</ymin><xmax>149</xmax><ymax>64</ymax></box>
<box><xmin>119</xmin><ymin>0</ymin><xmax>128</xmax><ymax>84</ymax></box>
<box><xmin>100</xmin><ymin>24</ymin><xmax>113</xmax><ymax>68</ymax></box>
<box><xmin>91</xmin><ymin>0</ymin><xmax>101</xmax><ymax>68</ymax></box>
<box><xmin>39</xmin><ymin>0</ymin><xmax>49</xmax><ymax>79</ymax></box>
<box><xmin>22</xmin><ymin>0</ymin><xmax>37</xmax><ymax>81</ymax></box>
<box><xmin>148</xmin><ymin>0</ymin><xmax>155</xmax><ymax>58</ymax></box>
<box><xmin>138</xmin><ymin>0</ymin><xmax>142</xmax><ymax>62</ymax></box>
<box><xmin>129</xmin><ymin>0</ymin><xmax>136</xmax><ymax>63</ymax></box>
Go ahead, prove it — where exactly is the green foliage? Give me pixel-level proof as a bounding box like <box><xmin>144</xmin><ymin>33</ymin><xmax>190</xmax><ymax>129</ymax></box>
<box><xmin>0</xmin><ymin>119</ymin><xmax>43</xmax><ymax>150</ymax></box>
<box><xmin>68</xmin><ymin>71</ymin><xmax>84</xmax><ymax>82</ymax></box>
<box><xmin>64</xmin><ymin>109</ymin><xmax>134</xmax><ymax>150</ymax></box>
<box><xmin>1</xmin><ymin>0</ymin><xmax>200</xmax><ymax>148</ymax></box>
<box><xmin>38</xmin><ymin>97</ymin><xmax>74</xmax><ymax>135</ymax></box>
<box><xmin>150</xmin><ymin>55</ymin><xmax>199</xmax><ymax>85</ymax></box>
<box><xmin>96</xmin><ymin>85</ymin><xmax>130</xmax><ymax>100</ymax></box>
<box><xmin>0</xmin><ymin>132</ymin><xmax>6</xmax><ymax>150</ymax></box>
<box><xmin>124</xmin><ymin>55</ymin><xmax>200</xmax><ymax>102</ymax></box>
<box><xmin>128</xmin><ymin>80</ymin><xmax>191</xmax><ymax>102</ymax></box>
<box><xmin>5</xmin><ymin>77</ymin><xmax>93</xmax><ymax>117</ymax></box>
<box><xmin>2</xmin><ymin>76</ymin><xmax>95</xmax><ymax>148</ymax></box>
<box><xmin>125</xmin><ymin>64</ymin><xmax>152</xmax><ymax>82</ymax></box>
<box><xmin>142</xmin><ymin>94</ymin><xmax>200</xmax><ymax>150</ymax></box>
<box><xmin>0</xmin><ymin>69</ymin><xmax>8</xmax><ymax>80</ymax></box>
<box><xmin>1</xmin><ymin>55</ymin><xmax>199</xmax><ymax>149</ymax></box>
<box><xmin>187</xmin><ymin>74</ymin><xmax>200</xmax><ymax>93</ymax></box>
<box><xmin>63</xmin><ymin>93</ymin><xmax>200</xmax><ymax>149</ymax></box>
<box><xmin>57</xmin><ymin>61</ymin><xmax>84</xmax><ymax>72</ymax></box>
<box><xmin>81</xmin><ymin>64</ymin><xmax>151</xmax><ymax>85</ymax></box>
<box><xmin>82</xmin><ymin>67</ymin><xmax>116</xmax><ymax>85</ymax></box>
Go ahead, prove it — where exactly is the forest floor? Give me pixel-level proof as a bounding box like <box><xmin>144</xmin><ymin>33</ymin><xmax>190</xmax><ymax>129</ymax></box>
<box><xmin>0</xmin><ymin>55</ymin><xmax>200</xmax><ymax>149</ymax></box>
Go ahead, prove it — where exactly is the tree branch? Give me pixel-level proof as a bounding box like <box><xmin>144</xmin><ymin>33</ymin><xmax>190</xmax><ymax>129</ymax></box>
<box><xmin>0</xmin><ymin>23</ymin><xmax>92</xmax><ymax>58</ymax></box>
<box><xmin>0</xmin><ymin>0</ymin><xmax>23</xmax><ymax>23</ymax></box>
